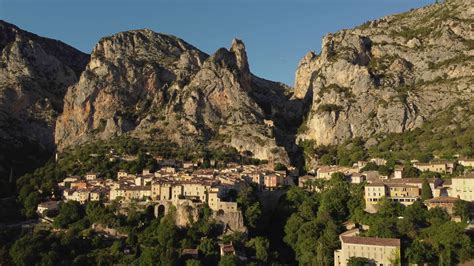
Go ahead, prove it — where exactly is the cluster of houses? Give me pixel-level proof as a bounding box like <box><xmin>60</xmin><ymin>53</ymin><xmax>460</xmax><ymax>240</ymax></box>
<box><xmin>52</xmin><ymin>163</ymin><xmax>294</xmax><ymax>216</ymax></box>
<box><xmin>299</xmin><ymin>158</ymin><xmax>474</xmax><ymax>213</ymax></box>
<box><xmin>298</xmin><ymin>157</ymin><xmax>474</xmax><ymax>266</ymax></box>
<box><xmin>37</xmin><ymin>154</ymin><xmax>474</xmax><ymax>266</ymax></box>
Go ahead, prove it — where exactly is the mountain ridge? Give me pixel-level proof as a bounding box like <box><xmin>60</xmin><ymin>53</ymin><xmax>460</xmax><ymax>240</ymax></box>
<box><xmin>54</xmin><ymin>29</ymin><xmax>298</xmax><ymax>164</ymax></box>
<box><xmin>0</xmin><ymin>20</ymin><xmax>88</xmax><ymax>188</ymax></box>
<box><xmin>0</xmin><ymin>0</ymin><xmax>472</xmax><ymax>185</ymax></box>
<box><xmin>294</xmin><ymin>0</ymin><xmax>473</xmax><ymax>147</ymax></box>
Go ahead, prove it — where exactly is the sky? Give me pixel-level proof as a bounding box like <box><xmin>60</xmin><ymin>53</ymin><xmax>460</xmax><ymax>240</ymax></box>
<box><xmin>1</xmin><ymin>0</ymin><xmax>433</xmax><ymax>85</ymax></box>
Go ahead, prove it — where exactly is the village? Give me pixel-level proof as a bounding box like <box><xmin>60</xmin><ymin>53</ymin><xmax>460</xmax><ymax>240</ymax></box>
<box><xmin>300</xmin><ymin>157</ymin><xmax>474</xmax><ymax>265</ymax></box>
<box><xmin>35</xmin><ymin>155</ymin><xmax>474</xmax><ymax>265</ymax></box>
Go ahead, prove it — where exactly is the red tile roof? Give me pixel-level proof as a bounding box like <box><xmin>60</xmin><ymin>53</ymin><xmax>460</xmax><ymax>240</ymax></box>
<box><xmin>341</xmin><ymin>236</ymin><xmax>400</xmax><ymax>247</ymax></box>
<box><xmin>425</xmin><ymin>196</ymin><xmax>460</xmax><ymax>204</ymax></box>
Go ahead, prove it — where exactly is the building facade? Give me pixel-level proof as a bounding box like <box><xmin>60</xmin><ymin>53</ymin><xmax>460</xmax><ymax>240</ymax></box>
<box><xmin>334</xmin><ymin>230</ymin><xmax>401</xmax><ymax>266</ymax></box>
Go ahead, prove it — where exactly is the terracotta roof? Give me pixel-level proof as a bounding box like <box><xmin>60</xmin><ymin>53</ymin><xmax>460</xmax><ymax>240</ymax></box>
<box><xmin>221</xmin><ymin>244</ymin><xmax>235</xmax><ymax>253</ymax></box>
<box><xmin>182</xmin><ymin>249</ymin><xmax>198</xmax><ymax>255</ymax></box>
<box><xmin>425</xmin><ymin>196</ymin><xmax>460</xmax><ymax>204</ymax></box>
<box><xmin>452</xmin><ymin>173</ymin><xmax>474</xmax><ymax>179</ymax></box>
<box><xmin>366</xmin><ymin>182</ymin><xmax>385</xmax><ymax>187</ymax></box>
<box><xmin>386</xmin><ymin>184</ymin><xmax>418</xmax><ymax>188</ymax></box>
<box><xmin>341</xmin><ymin>236</ymin><xmax>400</xmax><ymax>247</ymax></box>
<box><xmin>299</xmin><ymin>175</ymin><xmax>315</xmax><ymax>180</ymax></box>
<box><xmin>384</xmin><ymin>178</ymin><xmax>439</xmax><ymax>184</ymax></box>
<box><xmin>414</xmin><ymin>162</ymin><xmax>432</xmax><ymax>166</ymax></box>
<box><xmin>430</xmin><ymin>160</ymin><xmax>455</xmax><ymax>164</ymax></box>
<box><xmin>38</xmin><ymin>201</ymin><xmax>60</xmax><ymax>208</ymax></box>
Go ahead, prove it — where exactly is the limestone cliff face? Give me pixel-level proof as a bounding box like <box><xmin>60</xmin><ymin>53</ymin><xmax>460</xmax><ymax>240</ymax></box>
<box><xmin>55</xmin><ymin>30</ymin><xmax>292</xmax><ymax>163</ymax></box>
<box><xmin>295</xmin><ymin>0</ymin><xmax>473</xmax><ymax>145</ymax></box>
<box><xmin>0</xmin><ymin>20</ymin><xmax>88</xmax><ymax>176</ymax></box>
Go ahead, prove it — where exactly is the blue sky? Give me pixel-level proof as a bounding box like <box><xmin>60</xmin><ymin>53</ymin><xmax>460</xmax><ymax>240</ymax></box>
<box><xmin>1</xmin><ymin>0</ymin><xmax>433</xmax><ymax>85</ymax></box>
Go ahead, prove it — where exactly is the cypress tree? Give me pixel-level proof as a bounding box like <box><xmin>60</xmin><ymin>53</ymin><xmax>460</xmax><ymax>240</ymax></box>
<box><xmin>421</xmin><ymin>178</ymin><xmax>433</xmax><ymax>200</ymax></box>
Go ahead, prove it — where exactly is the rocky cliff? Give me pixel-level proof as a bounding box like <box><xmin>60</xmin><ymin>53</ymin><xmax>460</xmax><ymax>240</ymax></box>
<box><xmin>295</xmin><ymin>0</ymin><xmax>473</xmax><ymax>146</ymax></box>
<box><xmin>0</xmin><ymin>20</ymin><xmax>88</xmax><ymax>180</ymax></box>
<box><xmin>2</xmin><ymin>0</ymin><xmax>472</xmax><ymax>173</ymax></box>
<box><xmin>55</xmin><ymin>30</ymin><xmax>298</xmax><ymax>163</ymax></box>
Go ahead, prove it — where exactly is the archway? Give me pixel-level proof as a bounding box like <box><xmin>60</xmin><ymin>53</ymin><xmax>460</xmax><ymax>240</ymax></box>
<box><xmin>156</xmin><ymin>204</ymin><xmax>166</xmax><ymax>217</ymax></box>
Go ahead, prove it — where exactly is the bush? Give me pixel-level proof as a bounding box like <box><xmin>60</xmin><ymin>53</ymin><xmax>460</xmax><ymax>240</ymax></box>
<box><xmin>274</xmin><ymin>162</ymin><xmax>288</xmax><ymax>171</ymax></box>
<box><xmin>317</xmin><ymin>104</ymin><xmax>343</xmax><ymax>113</ymax></box>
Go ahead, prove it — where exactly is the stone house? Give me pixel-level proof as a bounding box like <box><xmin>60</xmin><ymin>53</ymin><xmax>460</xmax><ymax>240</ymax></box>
<box><xmin>459</xmin><ymin>158</ymin><xmax>474</xmax><ymax>168</ymax></box>
<box><xmin>334</xmin><ymin>229</ymin><xmax>400</xmax><ymax>266</ymax></box>
<box><xmin>264</xmin><ymin>174</ymin><xmax>282</xmax><ymax>190</ymax></box>
<box><xmin>37</xmin><ymin>201</ymin><xmax>60</xmax><ymax>216</ymax></box>
<box><xmin>450</xmin><ymin>175</ymin><xmax>474</xmax><ymax>201</ymax></box>
<box><xmin>85</xmin><ymin>172</ymin><xmax>98</xmax><ymax>180</ymax></box>
<box><xmin>424</xmin><ymin>196</ymin><xmax>460</xmax><ymax>215</ymax></box>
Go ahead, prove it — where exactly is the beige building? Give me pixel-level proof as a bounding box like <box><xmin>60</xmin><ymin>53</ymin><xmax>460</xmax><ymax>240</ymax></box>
<box><xmin>381</xmin><ymin>178</ymin><xmax>443</xmax><ymax>192</ymax></box>
<box><xmin>370</xmin><ymin>158</ymin><xmax>387</xmax><ymax>166</ymax></box>
<box><xmin>117</xmin><ymin>170</ymin><xmax>128</xmax><ymax>179</ymax></box>
<box><xmin>388</xmin><ymin>184</ymin><xmax>420</xmax><ymax>205</ymax></box>
<box><xmin>450</xmin><ymin>175</ymin><xmax>474</xmax><ymax>201</ymax></box>
<box><xmin>349</xmin><ymin>173</ymin><xmax>366</xmax><ymax>184</ymax></box>
<box><xmin>458</xmin><ymin>158</ymin><xmax>474</xmax><ymax>168</ymax></box>
<box><xmin>85</xmin><ymin>173</ymin><xmax>98</xmax><ymax>181</ymax></box>
<box><xmin>151</xmin><ymin>180</ymin><xmax>214</xmax><ymax>202</ymax></box>
<box><xmin>109</xmin><ymin>185</ymin><xmax>152</xmax><ymax>202</ymax></box>
<box><xmin>393</xmin><ymin>166</ymin><xmax>403</xmax><ymax>179</ymax></box>
<box><xmin>414</xmin><ymin>161</ymin><xmax>455</xmax><ymax>174</ymax></box>
<box><xmin>334</xmin><ymin>229</ymin><xmax>400</xmax><ymax>266</ymax></box>
<box><xmin>64</xmin><ymin>189</ymin><xmax>104</xmax><ymax>204</ymax></box>
<box><xmin>365</xmin><ymin>182</ymin><xmax>421</xmax><ymax>212</ymax></box>
<box><xmin>317</xmin><ymin>166</ymin><xmax>359</xmax><ymax>180</ymax></box>
<box><xmin>208</xmin><ymin>188</ymin><xmax>238</xmax><ymax>212</ymax></box>
<box><xmin>365</xmin><ymin>183</ymin><xmax>387</xmax><ymax>207</ymax></box>
<box><xmin>249</xmin><ymin>173</ymin><xmax>265</xmax><ymax>189</ymax></box>
<box><xmin>424</xmin><ymin>196</ymin><xmax>460</xmax><ymax>215</ymax></box>
<box><xmin>37</xmin><ymin>201</ymin><xmax>60</xmax><ymax>215</ymax></box>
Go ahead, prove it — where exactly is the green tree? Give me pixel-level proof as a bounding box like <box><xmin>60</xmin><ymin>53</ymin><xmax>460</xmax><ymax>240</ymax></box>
<box><xmin>39</xmin><ymin>250</ymin><xmax>60</xmax><ymax>266</ymax></box>
<box><xmin>424</xmin><ymin>222</ymin><xmax>473</xmax><ymax>265</ymax></box>
<box><xmin>405</xmin><ymin>240</ymin><xmax>433</xmax><ymax>265</ymax></box>
<box><xmin>421</xmin><ymin>178</ymin><xmax>433</xmax><ymax>200</ymax></box>
<box><xmin>427</xmin><ymin>207</ymin><xmax>450</xmax><ymax>225</ymax></box>
<box><xmin>453</xmin><ymin>200</ymin><xmax>470</xmax><ymax>221</ymax></box>
<box><xmin>22</xmin><ymin>192</ymin><xmax>40</xmax><ymax>218</ymax></box>
<box><xmin>402</xmin><ymin>166</ymin><xmax>420</xmax><ymax>178</ymax></box>
<box><xmin>198</xmin><ymin>238</ymin><xmax>219</xmax><ymax>265</ymax></box>
<box><xmin>186</xmin><ymin>259</ymin><xmax>203</xmax><ymax>266</ymax></box>
<box><xmin>274</xmin><ymin>162</ymin><xmax>288</xmax><ymax>171</ymax></box>
<box><xmin>139</xmin><ymin>248</ymin><xmax>160</xmax><ymax>266</ymax></box>
<box><xmin>347</xmin><ymin>257</ymin><xmax>371</xmax><ymax>266</ymax></box>
<box><xmin>245</xmin><ymin>202</ymin><xmax>262</xmax><ymax>229</ymax></box>
<box><xmin>247</xmin><ymin>237</ymin><xmax>270</xmax><ymax>263</ymax></box>
<box><xmin>360</xmin><ymin>162</ymin><xmax>378</xmax><ymax>172</ymax></box>
<box><xmin>415</xmin><ymin>153</ymin><xmax>433</xmax><ymax>163</ymax></box>
<box><xmin>53</xmin><ymin>201</ymin><xmax>84</xmax><ymax>229</ymax></box>
<box><xmin>10</xmin><ymin>234</ymin><xmax>43</xmax><ymax>266</ymax></box>
<box><xmin>319</xmin><ymin>154</ymin><xmax>335</xmax><ymax>165</ymax></box>
<box><xmin>218</xmin><ymin>255</ymin><xmax>240</xmax><ymax>266</ymax></box>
